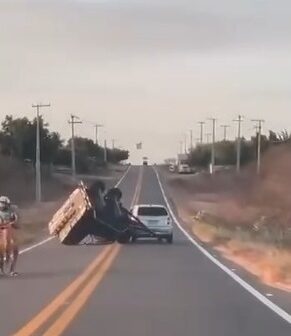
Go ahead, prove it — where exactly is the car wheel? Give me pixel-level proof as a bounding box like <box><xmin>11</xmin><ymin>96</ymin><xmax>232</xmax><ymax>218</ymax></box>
<box><xmin>158</xmin><ymin>237</ymin><xmax>163</xmax><ymax>243</ymax></box>
<box><xmin>166</xmin><ymin>235</ymin><xmax>173</xmax><ymax>244</ymax></box>
<box><xmin>131</xmin><ymin>236</ymin><xmax>137</xmax><ymax>243</ymax></box>
<box><xmin>117</xmin><ymin>232</ymin><xmax>131</xmax><ymax>244</ymax></box>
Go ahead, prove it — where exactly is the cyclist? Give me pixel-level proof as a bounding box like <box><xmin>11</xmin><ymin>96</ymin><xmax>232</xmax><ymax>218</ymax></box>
<box><xmin>0</xmin><ymin>196</ymin><xmax>19</xmax><ymax>276</ymax></box>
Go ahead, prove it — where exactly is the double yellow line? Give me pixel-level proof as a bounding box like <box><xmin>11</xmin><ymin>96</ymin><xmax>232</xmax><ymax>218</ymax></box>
<box><xmin>131</xmin><ymin>165</ymin><xmax>143</xmax><ymax>208</ymax></box>
<box><xmin>13</xmin><ymin>167</ymin><xmax>144</xmax><ymax>336</ymax></box>
<box><xmin>14</xmin><ymin>245</ymin><xmax>120</xmax><ymax>336</ymax></box>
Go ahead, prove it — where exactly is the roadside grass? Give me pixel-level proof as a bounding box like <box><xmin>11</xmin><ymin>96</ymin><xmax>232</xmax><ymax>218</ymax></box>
<box><xmin>160</xmin><ymin>165</ymin><xmax>291</xmax><ymax>291</ymax></box>
<box><xmin>17</xmin><ymin>219</ymin><xmax>48</xmax><ymax>246</ymax></box>
<box><xmin>17</xmin><ymin>202</ymin><xmax>60</xmax><ymax>246</ymax></box>
<box><xmin>192</xmin><ymin>220</ymin><xmax>291</xmax><ymax>291</ymax></box>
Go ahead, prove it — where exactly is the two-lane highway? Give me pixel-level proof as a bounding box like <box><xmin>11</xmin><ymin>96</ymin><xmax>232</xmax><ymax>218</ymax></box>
<box><xmin>0</xmin><ymin>166</ymin><xmax>290</xmax><ymax>335</ymax></box>
<box><xmin>60</xmin><ymin>166</ymin><xmax>290</xmax><ymax>336</ymax></box>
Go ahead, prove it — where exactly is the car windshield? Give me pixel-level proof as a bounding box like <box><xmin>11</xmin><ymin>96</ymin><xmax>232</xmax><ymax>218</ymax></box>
<box><xmin>138</xmin><ymin>206</ymin><xmax>168</xmax><ymax>216</ymax></box>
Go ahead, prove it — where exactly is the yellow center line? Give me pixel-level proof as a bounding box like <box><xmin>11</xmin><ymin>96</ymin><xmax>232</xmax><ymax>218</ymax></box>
<box><xmin>13</xmin><ymin>166</ymin><xmax>144</xmax><ymax>336</ymax></box>
<box><xmin>42</xmin><ymin>244</ymin><xmax>121</xmax><ymax>336</ymax></box>
<box><xmin>42</xmin><ymin>167</ymin><xmax>144</xmax><ymax>335</ymax></box>
<box><xmin>131</xmin><ymin>166</ymin><xmax>143</xmax><ymax>207</ymax></box>
<box><xmin>13</xmin><ymin>244</ymin><xmax>114</xmax><ymax>336</ymax></box>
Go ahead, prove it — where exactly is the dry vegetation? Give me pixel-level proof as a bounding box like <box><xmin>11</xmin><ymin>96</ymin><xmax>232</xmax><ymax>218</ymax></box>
<box><xmin>162</xmin><ymin>145</ymin><xmax>291</xmax><ymax>291</ymax></box>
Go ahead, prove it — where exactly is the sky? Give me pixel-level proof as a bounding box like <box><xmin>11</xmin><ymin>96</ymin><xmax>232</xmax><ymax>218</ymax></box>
<box><xmin>0</xmin><ymin>0</ymin><xmax>291</xmax><ymax>163</ymax></box>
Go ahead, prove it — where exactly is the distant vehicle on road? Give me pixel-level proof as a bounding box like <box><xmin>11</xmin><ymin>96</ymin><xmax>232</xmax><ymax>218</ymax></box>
<box><xmin>177</xmin><ymin>163</ymin><xmax>192</xmax><ymax>174</ymax></box>
<box><xmin>169</xmin><ymin>164</ymin><xmax>176</xmax><ymax>172</ymax></box>
<box><xmin>177</xmin><ymin>153</ymin><xmax>192</xmax><ymax>174</ymax></box>
<box><xmin>142</xmin><ymin>156</ymin><xmax>148</xmax><ymax>166</ymax></box>
<box><xmin>131</xmin><ymin>204</ymin><xmax>173</xmax><ymax>243</ymax></box>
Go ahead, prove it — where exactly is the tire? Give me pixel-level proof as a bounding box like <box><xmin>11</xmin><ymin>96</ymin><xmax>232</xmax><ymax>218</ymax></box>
<box><xmin>117</xmin><ymin>232</ymin><xmax>131</xmax><ymax>244</ymax></box>
<box><xmin>158</xmin><ymin>237</ymin><xmax>163</xmax><ymax>243</ymax></box>
<box><xmin>166</xmin><ymin>235</ymin><xmax>173</xmax><ymax>244</ymax></box>
<box><xmin>131</xmin><ymin>236</ymin><xmax>137</xmax><ymax>243</ymax></box>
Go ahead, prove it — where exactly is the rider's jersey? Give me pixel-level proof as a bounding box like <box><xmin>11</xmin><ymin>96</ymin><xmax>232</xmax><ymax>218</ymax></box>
<box><xmin>0</xmin><ymin>209</ymin><xmax>17</xmax><ymax>226</ymax></box>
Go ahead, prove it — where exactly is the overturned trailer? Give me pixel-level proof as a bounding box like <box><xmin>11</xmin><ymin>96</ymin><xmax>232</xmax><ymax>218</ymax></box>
<box><xmin>48</xmin><ymin>181</ymin><xmax>157</xmax><ymax>245</ymax></box>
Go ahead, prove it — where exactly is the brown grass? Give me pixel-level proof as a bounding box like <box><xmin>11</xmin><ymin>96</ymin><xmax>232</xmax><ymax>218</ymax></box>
<box><xmin>161</xmin><ymin>147</ymin><xmax>291</xmax><ymax>292</ymax></box>
<box><xmin>17</xmin><ymin>201</ymin><xmax>62</xmax><ymax>246</ymax></box>
<box><xmin>192</xmin><ymin>221</ymin><xmax>291</xmax><ymax>291</ymax></box>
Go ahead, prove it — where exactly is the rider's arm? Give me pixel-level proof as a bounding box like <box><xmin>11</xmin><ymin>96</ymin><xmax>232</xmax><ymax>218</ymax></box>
<box><xmin>10</xmin><ymin>213</ymin><xmax>20</xmax><ymax>229</ymax></box>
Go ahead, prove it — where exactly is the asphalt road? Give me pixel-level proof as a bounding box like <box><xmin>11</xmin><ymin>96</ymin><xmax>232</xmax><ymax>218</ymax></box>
<box><xmin>0</xmin><ymin>165</ymin><xmax>290</xmax><ymax>335</ymax></box>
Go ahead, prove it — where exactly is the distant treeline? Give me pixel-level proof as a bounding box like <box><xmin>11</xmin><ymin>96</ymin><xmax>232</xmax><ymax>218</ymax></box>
<box><xmin>0</xmin><ymin>115</ymin><xmax>129</xmax><ymax>173</ymax></box>
<box><xmin>188</xmin><ymin>130</ymin><xmax>291</xmax><ymax>168</ymax></box>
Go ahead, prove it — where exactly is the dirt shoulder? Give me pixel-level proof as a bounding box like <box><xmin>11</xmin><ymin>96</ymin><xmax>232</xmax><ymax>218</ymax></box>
<box><xmin>159</xmin><ymin>166</ymin><xmax>291</xmax><ymax>292</ymax></box>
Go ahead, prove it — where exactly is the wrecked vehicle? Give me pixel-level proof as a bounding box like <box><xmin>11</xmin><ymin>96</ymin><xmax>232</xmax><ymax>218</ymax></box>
<box><xmin>48</xmin><ymin>180</ymin><xmax>157</xmax><ymax>245</ymax></box>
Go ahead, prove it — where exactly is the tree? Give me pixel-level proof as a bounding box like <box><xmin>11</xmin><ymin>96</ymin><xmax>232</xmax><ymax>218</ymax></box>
<box><xmin>187</xmin><ymin>129</ymin><xmax>290</xmax><ymax>168</ymax></box>
<box><xmin>0</xmin><ymin>115</ymin><xmax>62</xmax><ymax>164</ymax></box>
<box><xmin>0</xmin><ymin>115</ymin><xmax>129</xmax><ymax>172</ymax></box>
<box><xmin>269</xmin><ymin>130</ymin><xmax>291</xmax><ymax>144</ymax></box>
<box><xmin>107</xmin><ymin>148</ymin><xmax>129</xmax><ymax>164</ymax></box>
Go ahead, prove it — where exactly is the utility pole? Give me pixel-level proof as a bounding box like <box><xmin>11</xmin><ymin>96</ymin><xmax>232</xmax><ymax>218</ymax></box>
<box><xmin>252</xmin><ymin>119</ymin><xmax>265</xmax><ymax>174</ymax></box>
<box><xmin>32</xmin><ymin>103</ymin><xmax>51</xmax><ymax>203</ymax></box>
<box><xmin>233</xmin><ymin>115</ymin><xmax>243</xmax><ymax>173</ymax></box>
<box><xmin>179</xmin><ymin>141</ymin><xmax>183</xmax><ymax>154</ymax></box>
<box><xmin>104</xmin><ymin>139</ymin><xmax>107</xmax><ymax>163</ymax></box>
<box><xmin>220</xmin><ymin>124</ymin><xmax>230</xmax><ymax>141</ymax></box>
<box><xmin>69</xmin><ymin>115</ymin><xmax>82</xmax><ymax>180</ymax></box>
<box><xmin>205</xmin><ymin>133</ymin><xmax>212</xmax><ymax>144</ymax></box>
<box><xmin>198</xmin><ymin>121</ymin><xmax>205</xmax><ymax>144</ymax></box>
<box><xmin>112</xmin><ymin>139</ymin><xmax>116</xmax><ymax>149</ymax></box>
<box><xmin>94</xmin><ymin>124</ymin><xmax>103</xmax><ymax>146</ymax></box>
<box><xmin>184</xmin><ymin>134</ymin><xmax>187</xmax><ymax>154</ymax></box>
<box><xmin>189</xmin><ymin>130</ymin><xmax>193</xmax><ymax>151</ymax></box>
<box><xmin>208</xmin><ymin>118</ymin><xmax>217</xmax><ymax>172</ymax></box>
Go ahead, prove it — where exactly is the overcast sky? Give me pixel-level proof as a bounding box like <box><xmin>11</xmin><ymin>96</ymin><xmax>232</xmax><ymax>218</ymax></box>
<box><xmin>1</xmin><ymin>0</ymin><xmax>291</xmax><ymax>163</ymax></box>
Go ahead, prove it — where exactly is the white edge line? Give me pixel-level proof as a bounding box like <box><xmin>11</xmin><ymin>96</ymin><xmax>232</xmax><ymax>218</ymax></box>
<box><xmin>19</xmin><ymin>165</ymin><xmax>132</xmax><ymax>256</ymax></box>
<box><xmin>115</xmin><ymin>164</ymin><xmax>131</xmax><ymax>188</ymax></box>
<box><xmin>19</xmin><ymin>237</ymin><xmax>54</xmax><ymax>255</ymax></box>
<box><xmin>154</xmin><ymin>168</ymin><xmax>291</xmax><ymax>325</ymax></box>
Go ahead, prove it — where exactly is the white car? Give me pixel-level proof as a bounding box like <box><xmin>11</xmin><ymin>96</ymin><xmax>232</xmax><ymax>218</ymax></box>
<box><xmin>131</xmin><ymin>204</ymin><xmax>173</xmax><ymax>243</ymax></box>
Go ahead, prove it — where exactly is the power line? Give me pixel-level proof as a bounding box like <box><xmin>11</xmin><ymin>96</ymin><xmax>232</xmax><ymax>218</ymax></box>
<box><xmin>68</xmin><ymin>115</ymin><xmax>82</xmax><ymax>180</ymax></box>
<box><xmin>32</xmin><ymin>103</ymin><xmax>51</xmax><ymax>203</ymax></box>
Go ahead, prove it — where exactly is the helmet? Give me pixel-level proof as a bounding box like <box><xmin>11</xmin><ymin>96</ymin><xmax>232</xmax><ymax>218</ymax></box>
<box><xmin>0</xmin><ymin>196</ymin><xmax>11</xmax><ymax>208</ymax></box>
